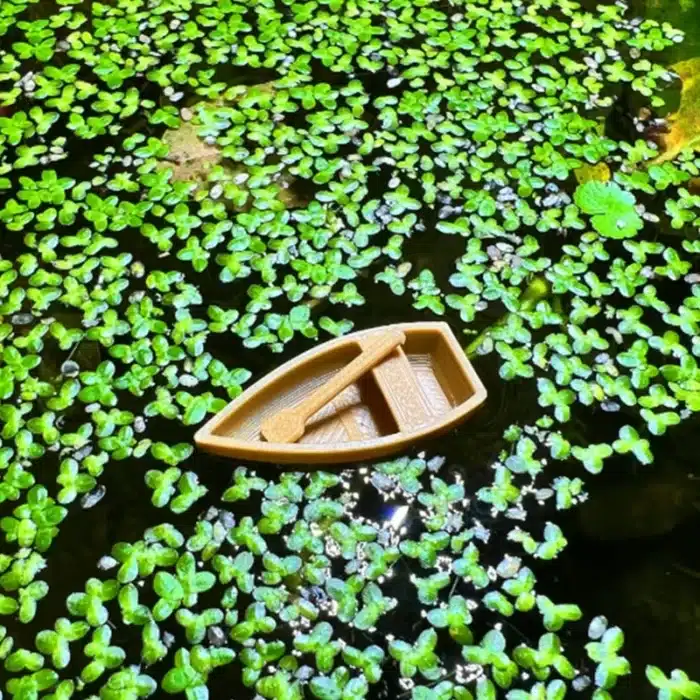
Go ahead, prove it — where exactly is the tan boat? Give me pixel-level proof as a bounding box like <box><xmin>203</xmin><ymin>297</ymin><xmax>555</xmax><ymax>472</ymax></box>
<box><xmin>194</xmin><ymin>322</ymin><xmax>487</xmax><ymax>464</ymax></box>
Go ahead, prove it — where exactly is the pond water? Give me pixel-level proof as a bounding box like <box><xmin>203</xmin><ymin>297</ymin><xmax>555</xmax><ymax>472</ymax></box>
<box><xmin>2</xmin><ymin>0</ymin><xmax>700</xmax><ymax>698</ymax></box>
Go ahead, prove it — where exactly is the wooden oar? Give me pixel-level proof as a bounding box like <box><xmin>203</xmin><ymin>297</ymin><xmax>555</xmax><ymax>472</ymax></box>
<box><xmin>260</xmin><ymin>329</ymin><xmax>406</xmax><ymax>444</ymax></box>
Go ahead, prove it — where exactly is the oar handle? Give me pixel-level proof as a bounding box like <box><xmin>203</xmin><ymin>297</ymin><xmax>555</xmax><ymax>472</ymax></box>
<box><xmin>298</xmin><ymin>329</ymin><xmax>406</xmax><ymax>419</ymax></box>
<box><xmin>260</xmin><ymin>329</ymin><xmax>406</xmax><ymax>444</ymax></box>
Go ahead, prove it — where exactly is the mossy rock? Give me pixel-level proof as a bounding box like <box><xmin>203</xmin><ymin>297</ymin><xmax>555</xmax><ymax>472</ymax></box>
<box><xmin>160</xmin><ymin>119</ymin><xmax>229</xmax><ymax>185</ymax></box>
<box><xmin>159</xmin><ymin>86</ymin><xmax>309</xmax><ymax>210</ymax></box>
<box><xmin>653</xmin><ymin>57</ymin><xmax>700</xmax><ymax>163</ymax></box>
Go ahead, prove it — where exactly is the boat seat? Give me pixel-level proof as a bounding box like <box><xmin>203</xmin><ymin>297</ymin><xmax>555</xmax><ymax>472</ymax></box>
<box><xmin>359</xmin><ymin>340</ymin><xmax>436</xmax><ymax>432</ymax></box>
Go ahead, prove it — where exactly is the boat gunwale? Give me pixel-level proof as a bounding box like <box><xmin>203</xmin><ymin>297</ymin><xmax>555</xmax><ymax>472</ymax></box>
<box><xmin>194</xmin><ymin>322</ymin><xmax>487</xmax><ymax>464</ymax></box>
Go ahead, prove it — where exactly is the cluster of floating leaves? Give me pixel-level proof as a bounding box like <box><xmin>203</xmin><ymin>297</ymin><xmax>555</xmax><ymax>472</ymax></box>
<box><xmin>0</xmin><ymin>447</ymin><xmax>634</xmax><ymax>700</ymax></box>
<box><xmin>1</xmin><ymin>0</ymin><xmax>700</xmax><ymax>697</ymax></box>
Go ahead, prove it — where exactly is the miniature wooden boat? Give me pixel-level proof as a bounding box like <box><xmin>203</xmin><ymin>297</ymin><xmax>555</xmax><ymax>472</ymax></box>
<box><xmin>195</xmin><ymin>322</ymin><xmax>487</xmax><ymax>464</ymax></box>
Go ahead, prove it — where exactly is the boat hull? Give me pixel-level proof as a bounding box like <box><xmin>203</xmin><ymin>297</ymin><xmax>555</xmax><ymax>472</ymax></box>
<box><xmin>194</xmin><ymin>322</ymin><xmax>487</xmax><ymax>464</ymax></box>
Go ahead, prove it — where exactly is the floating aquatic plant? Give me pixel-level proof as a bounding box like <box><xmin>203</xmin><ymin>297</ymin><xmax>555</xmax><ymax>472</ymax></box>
<box><xmin>1</xmin><ymin>0</ymin><xmax>700</xmax><ymax>697</ymax></box>
<box><xmin>573</xmin><ymin>181</ymin><xmax>644</xmax><ymax>239</ymax></box>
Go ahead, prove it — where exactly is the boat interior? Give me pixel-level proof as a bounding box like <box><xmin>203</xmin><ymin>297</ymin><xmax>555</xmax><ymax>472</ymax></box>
<box><xmin>209</xmin><ymin>329</ymin><xmax>479</xmax><ymax>445</ymax></box>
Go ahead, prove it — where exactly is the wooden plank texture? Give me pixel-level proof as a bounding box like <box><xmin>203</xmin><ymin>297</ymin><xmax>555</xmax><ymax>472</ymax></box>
<box><xmin>365</xmin><ymin>346</ymin><xmax>435</xmax><ymax>431</ymax></box>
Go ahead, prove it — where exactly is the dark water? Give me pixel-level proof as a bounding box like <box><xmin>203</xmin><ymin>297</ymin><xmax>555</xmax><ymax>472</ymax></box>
<box><xmin>20</xmin><ymin>291</ymin><xmax>700</xmax><ymax>700</ymax></box>
<box><xmin>4</xmin><ymin>0</ymin><xmax>700</xmax><ymax>698</ymax></box>
<box><xmin>630</xmin><ymin>0</ymin><xmax>700</xmax><ymax>63</ymax></box>
<box><xmin>549</xmin><ymin>3</ymin><xmax>700</xmax><ymax>693</ymax></box>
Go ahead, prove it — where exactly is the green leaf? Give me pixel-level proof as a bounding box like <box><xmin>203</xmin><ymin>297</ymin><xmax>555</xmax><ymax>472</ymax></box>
<box><xmin>183</xmin><ymin>396</ymin><xmax>208</xmax><ymax>426</ymax></box>
<box><xmin>154</xmin><ymin>572</ymin><xmax>183</xmax><ymax>601</ymax></box>
<box><xmin>574</xmin><ymin>182</ymin><xmax>643</xmax><ymax>239</ymax></box>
